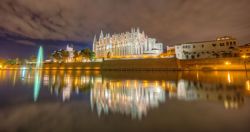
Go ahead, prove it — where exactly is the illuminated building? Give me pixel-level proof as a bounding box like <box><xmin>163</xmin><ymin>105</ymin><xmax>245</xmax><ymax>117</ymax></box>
<box><xmin>175</xmin><ymin>36</ymin><xmax>239</xmax><ymax>60</ymax></box>
<box><xmin>239</xmin><ymin>43</ymin><xmax>250</xmax><ymax>56</ymax></box>
<box><xmin>93</xmin><ymin>28</ymin><xmax>163</xmax><ymax>58</ymax></box>
<box><xmin>160</xmin><ymin>45</ymin><xmax>176</xmax><ymax>58</ymax></box>
<box><xmin>66</xmin><ymin>44</ymin><xmax>74</xmax><ymax>62</ymax></box>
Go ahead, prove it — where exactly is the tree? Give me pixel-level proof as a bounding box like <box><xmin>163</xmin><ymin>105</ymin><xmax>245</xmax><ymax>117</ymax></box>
<box><xmin>89</xmin><ymin>51</ymin><xmax>96</xmax><ymax>61</ymax></box>
<box><xmin>73</xmin><ymin>50</ymin><xmax>80</xmax><ymax>62</ymax></box>
<box><xmin>52</xmin><ymin>51</ymin><xmax>62</xmax><ymax>62</ymax></box>
<box><xmin>79</xmin><ymin>48</ymin><xmax>91</xmax><ymax>61</ymax></box>
<box><xmin>60</xmin><ymin>50</ymin><xmax>69</xmax><ymax>62</ymax></box>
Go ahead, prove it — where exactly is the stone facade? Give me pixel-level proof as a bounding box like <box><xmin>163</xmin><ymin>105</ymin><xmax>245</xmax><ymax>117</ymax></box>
<box><xmin>239</xmin><ymin>43</ymin><xmax>250</xmax><ymax>56</ymax></box>
<box><xmin>175</xmin><ymin>36</ymin><xmax>239</xmax><ymax>60</ymax></box>
<box><xmin>93</xmin><ymin>28</ymin><xmax>163</xmax><ymax>58</ymax></box>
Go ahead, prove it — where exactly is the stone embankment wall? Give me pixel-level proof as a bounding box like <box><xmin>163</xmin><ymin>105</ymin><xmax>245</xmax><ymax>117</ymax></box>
<box><xmin>3</xmin><ymin>57</ymin><xmax>250</xmax><ymax>71</ymax></box>
<box><xmin>102</xmin><ymin>58</ymin><xmax>178</xmax><ymax>70</ymax></box>
<box><xmin>179</xmin><ymin>57</ymin><xmax>249</xmax><ymax>70</ymax></box>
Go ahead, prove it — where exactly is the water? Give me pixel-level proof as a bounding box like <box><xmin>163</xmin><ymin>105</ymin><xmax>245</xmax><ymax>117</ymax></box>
<box><xmin>0</xmin><ymin>70</ymin><xmax>249</xmax><ymax>132</ymax></box>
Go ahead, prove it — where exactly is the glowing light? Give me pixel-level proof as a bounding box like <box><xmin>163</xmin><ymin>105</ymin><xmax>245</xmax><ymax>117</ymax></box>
<box><xmin>76</xmin><ymin>67</ymin><xmax>82</xmax><ymax>69</ymax></box>
<box><xmin>36</xmin><ymin>46</ymin><xmax>43</xmax><ymax>69</ymax></box>
<box><xmin>0</xmin><ymin>64</ymin><xmax>2</xmax><ymax>69</ymax></box>
<box><xmin>126</xmin><ymin>80</ymin><xmax>129</xmax><ymax>87</ymax></box>
<box><xmin>225</xmin><ymin>61</ymin><xmax>231</xmax><ymax>65</ymax></box>
<box><xmin>196</xmin><ymin>72</ymin><xmax>199</xmax><ymax>80</ymax></box>
<box><xmin>33</xmin><ymin>71</ymin><xmax>42</xmax><ymax>102</ymax></box>
<box><xmin>12</xmin><ymin>70</ymin><xmax>17</xmax><ymax>86</ymax></box>
<box><xmin>154</xmin><ymin>81</ymin><xmax>159</xmax><ymax>87</ymax></box>
<box><xmin>94</xmin><ymin>67</ymin><xmax>100</xmax><ymax>70</ymax></box>
<box><xmin>227</xmin><ymin>72</ymin><xmax>231</xmax><ymax>83</ymax></box>
<box><xmin>241</xmin><ymin>55</ymin><xmax>248</xmax><ymax>59</ymax></box>
<box><xmin>59</xmin><ymin>67</ymin><xmax>65</xmax><ymax>69</ymax></box>
<box><xmin>224</xmin><ymin>101</ymin><xmax>229</xmax><ymax>109</ymax></box>
<box><xmin>67</xmin><ymin>67</ymin><xmax>73</xmax><ymax>70</ymax></box>
<box><xmin>246</xmin><ymin>80</ymin><xmax>250</xmax><ymax>91</ymax></box>
<box><xmin>21</xmin><ymin>68</ymin><xmax>26</xmax><ymax>78</ymax></box>
<box><xmin>21</xmin><ymin>66</ymin><xmax>27</xmax><ymax>70</ymax></box>
<box><xmin>33</xmin><ymin>46</ymin><xmax>43</xmax><ymax>102</ymax></box>
<box><xmin>143</xmin><ymin>80</ymin><xmax>148</xmax><ymax>87</ymax></box>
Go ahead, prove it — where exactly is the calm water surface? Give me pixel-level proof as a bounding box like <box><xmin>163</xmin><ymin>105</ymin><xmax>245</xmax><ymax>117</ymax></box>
<box><xmin>0</xmin><ymin>70</ymin><xmax>249</xmax><ymax>132</ymax></box>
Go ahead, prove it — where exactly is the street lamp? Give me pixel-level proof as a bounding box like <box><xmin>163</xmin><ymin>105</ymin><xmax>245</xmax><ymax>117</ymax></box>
<box><xmin>241</xmin><ymin>55</ymin><xmax>249</xmax><ymax>79</ymax></box>
<box><xmin>241</xmin><ymin>55</ymin><xmax>248</xmax><ymax>71</ymax></box>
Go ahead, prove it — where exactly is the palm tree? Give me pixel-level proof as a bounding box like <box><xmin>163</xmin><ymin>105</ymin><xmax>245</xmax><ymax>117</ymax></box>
<box><xmin>89</xmin><ymin>51</ymin><xmax>96</xmax><ymax>61</ymax></box>
<box><xmin>52</xmin><ymin>51</ymin><xmax>61</xmax><ymax>62</ymax></box>
<box><xmin>79</xmin><ymin>48</ymin><xmax>90</xmax><ymax>62</ymax></box>
<box><xmin>60</xmin><ymin>50</ymin><xmax>69</xmax><ymax>62</ymax></box>
<box><xmin>73</xmin><ymin>50</ymin><xmax>80</xmax><ymax>62</ymax></box>
<box><xmin>83</xmin><ymin>48</ymin><xmax>91</xmax><ymax>58</ymax></box>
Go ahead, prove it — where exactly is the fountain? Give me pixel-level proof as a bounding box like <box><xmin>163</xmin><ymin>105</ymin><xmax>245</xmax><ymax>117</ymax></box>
<box><xmin>36</xmin><ymin>46</ymin><xmax>44</xmax><ymax>69</ymax></box>
<box><xmin>33</xmin><ymin>46</ymin><xmax>43</xmax><ymax>102</ymax></box>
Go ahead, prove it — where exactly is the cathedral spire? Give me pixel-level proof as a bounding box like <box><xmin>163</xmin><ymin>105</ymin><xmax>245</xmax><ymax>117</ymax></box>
<box><xmin>100</xmin><ymin>30</ymin><xmax>104</xmax><ymax>39</ymax></box>
<box><xmin>93</xmin><ymin>35</ymin><xmax>97</xmax><ymax>43</ymax></box>
<box><xmin>137</xmin><ymin>27</ymin><xmax>140</xmax><ymax>33</ymax></box>
<box><xmin>93</xmin><ymin>35</ymin><xmax>97</xmax><ymax>51</ymax></box>
<box><xmin>131</xmin><ymin>28</ymin><xmax>135</xmax><ymax>33</ymax></box>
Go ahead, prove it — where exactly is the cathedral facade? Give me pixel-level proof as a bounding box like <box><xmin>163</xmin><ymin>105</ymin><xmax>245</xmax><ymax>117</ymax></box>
<box><xmin>93</xmin><ymin>28</ymin><xmax>163</xmax><ymax>58</ymax></box>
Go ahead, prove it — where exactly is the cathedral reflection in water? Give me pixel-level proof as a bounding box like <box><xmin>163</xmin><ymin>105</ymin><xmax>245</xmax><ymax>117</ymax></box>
<box><xmin>90</xmin><ymin>80</ymin><xmax>166</xmax><ymax>119</ymax></box>
<box><xmin>2</xmin><ymin>69</ymin><xmax>248</xmax><ymax>119</ymax></box>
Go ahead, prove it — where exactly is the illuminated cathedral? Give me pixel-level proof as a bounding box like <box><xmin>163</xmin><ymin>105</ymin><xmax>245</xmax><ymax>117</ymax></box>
<box><xmin>93</xmin><ymin>28</ymin><xmax>163</xmax><ymax>58</ymax></box>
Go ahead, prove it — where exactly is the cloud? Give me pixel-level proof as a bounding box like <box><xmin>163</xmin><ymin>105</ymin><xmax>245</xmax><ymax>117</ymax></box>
<box><xmin>15</xmin><ymin>40</ymin><xmax>36</xmax><ymax>46</ymax></box>
<box><xmin>0</xmin><ymin>0</ymin><xmax>250</xmax><ymax>46</ymax></box>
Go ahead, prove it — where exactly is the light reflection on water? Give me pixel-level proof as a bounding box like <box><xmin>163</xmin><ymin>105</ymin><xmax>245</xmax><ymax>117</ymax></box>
<box><xmin>2</xmin><ymin>70</ymin><xmax>249</xmax><ymax>110</ymax></box>
<box><xmin>0</xmin><ymin>69</ymin><xmax>250</xmax><ymax>131</ymax></box>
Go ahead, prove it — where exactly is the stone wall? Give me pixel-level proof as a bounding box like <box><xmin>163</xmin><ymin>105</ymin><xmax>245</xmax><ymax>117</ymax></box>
<box><xmin>3</xmin><ymin>57</ymin><xmax>250</xmax><ymax>71</ymax></box>
<box><xmin>179</xmin><ymin>57</ymin><xmax>249</xmax><ymax>70</ymax></box>
<box><xmin>102</xmin><ymin>58</ymin><xmax>178</xmax><ymax>70</ymax></box>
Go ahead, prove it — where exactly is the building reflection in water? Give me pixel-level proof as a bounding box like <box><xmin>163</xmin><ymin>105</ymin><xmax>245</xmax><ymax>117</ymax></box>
<box><xmin>2</xmin><ymin>70</ymin><xmax>249</xmax><ymax>118</ymax></box>
<box><xmin>90</xmin><ymin>80</ymin><xmax>166</xmax><ymax>119</ymax></box>
<box><xmin>170</xmin><ymin>79</ymin><xmax>245</xmax><ymax>109</ymax></box>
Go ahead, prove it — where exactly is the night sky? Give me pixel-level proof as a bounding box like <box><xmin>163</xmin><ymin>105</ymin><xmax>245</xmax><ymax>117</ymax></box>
<box><xmin>0</xmin><ymin>0</ymin><xmax>250</xmax><ymax>58</ymax></box>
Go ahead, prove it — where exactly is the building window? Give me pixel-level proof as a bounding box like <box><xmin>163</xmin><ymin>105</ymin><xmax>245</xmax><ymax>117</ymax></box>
<box><xmin>212</xmin><ymin>43</ymin><xmax>216</xmax><ymax>47</ymax></box>
<box><xmin>230</xmin><ymin>42</ymin><xmax>232</xmax><ymax>45</ymax></box>
<box><xmin>193</xmin><ymin>45</ymin><xmax>195</xmax><ymax>48</ymax></box>
<box><xmin>202</xmin><ymin>45</ymin><xmax>204</xmax><ymax>48</ymax></box>
<box><xmin>233</xmin><ymin>41</ymin><xmax>236</xmax><ymax>45</ymax></box>
<box><xmin>220</xmin><ymin>43</ymin><xmax>224</xmax><ymax>46</ymax></box>
<box><xmin>226</xmin><ymin>42</ymin><xmax>229</xmax><ymax>46</ymax></box>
